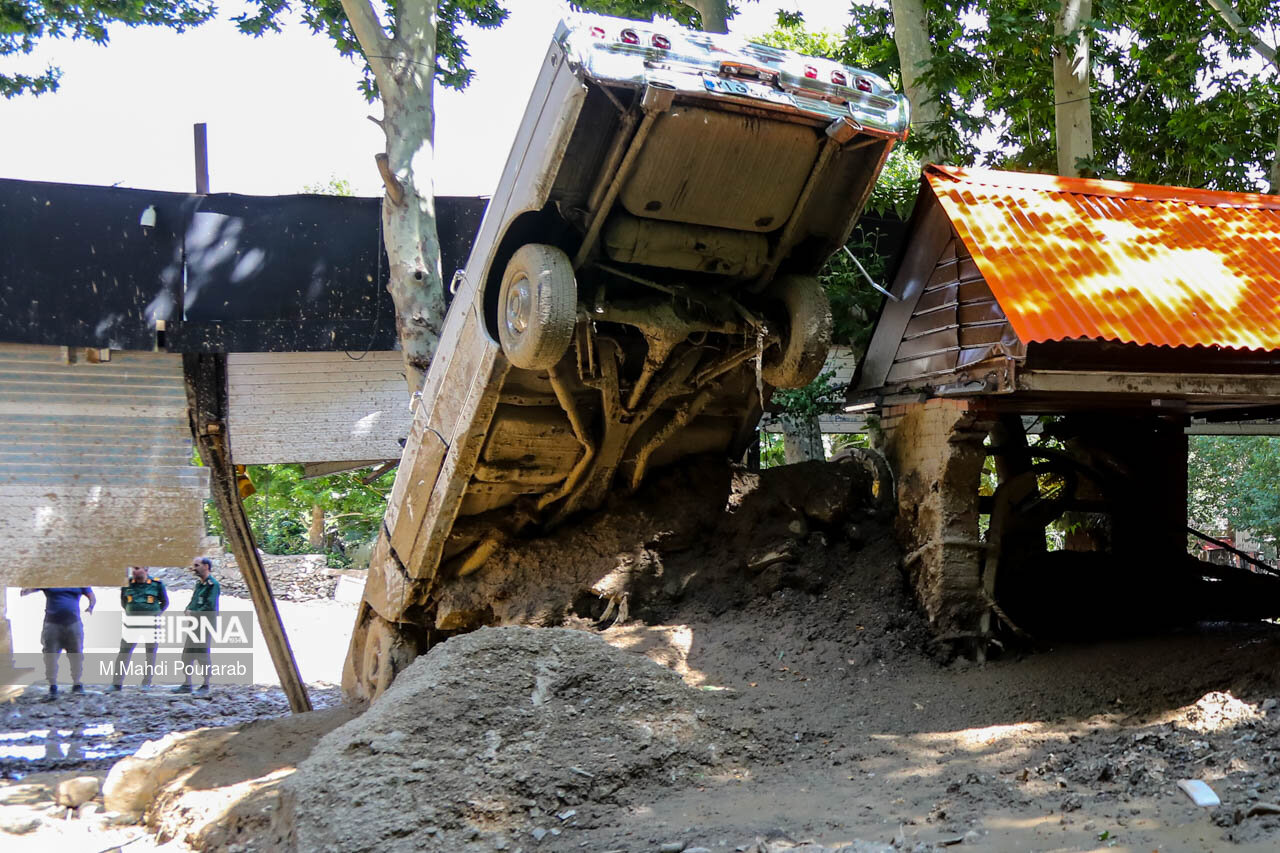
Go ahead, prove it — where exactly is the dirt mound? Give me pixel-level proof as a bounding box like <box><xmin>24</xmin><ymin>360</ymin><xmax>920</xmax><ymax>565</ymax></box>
<box><xmin>436</xmin><ymin>457</ymin><xmax>885</xmax><ymax>633</ymax></box>
<box><xmin>267</xmin><ymin>626</ymin><xmax>752</xmax><ymax>852</ymax></box>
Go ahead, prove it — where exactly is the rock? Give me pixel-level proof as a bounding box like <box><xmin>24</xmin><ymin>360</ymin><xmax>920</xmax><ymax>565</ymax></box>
<box><xmin>1262</xmin><ymin>698</ymin><xmax>1278</xmax><ymax>712</ymax></box>
<box><xmin>531</xmin><ymin>827</ymin><xmax>548</xmax><ymax>842</ymax></box>
<box><xmin>686</xmin><ymin>848</ymin><xmax>714</xmax><ymax>853</ymax></box>
<box><xmin>104</xmin><ymin>729</ymin><xmax>224</xmax><ymax>816</ymax></box>
<box><xmin>56</xmin><ymin>775</ymin><xmax>100</xmax><ymax>807</ymax></box>
<box><xmin>0</xmin><ymin>815</ymin><xmax>41</xmax><ymax>835</ymax></box>
<box><xmin>79</xmin><ymin>802</ymin><xmax>101</xmax><ymax>819</ymax></box>
<box><xmin>659</xmin><ymin>843</ymin><xmax>686</xmax><ymax>853</ymax></box>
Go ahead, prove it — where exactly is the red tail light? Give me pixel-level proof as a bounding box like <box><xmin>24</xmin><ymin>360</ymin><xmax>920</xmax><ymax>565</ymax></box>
<box><xmin>589</xmin><ymin>26</ymin><xmax>606</xmax><ymax>39</ymax></box>
<box><xmin>803</xmin><ymin>65</ymin><xmax>818</xmax><ymax>79</ymax></box>
<box><xmin>651</xmin><ymin>34</ymin><xmax>671</xmax><ymax>50</ymax></box>
<box><xmin>830</xmin><ymin>70</ymin><xmax>847</xmax><ymax>86</ymax></box>
<box><xmin>620</xmin><ymin>29</ymin><xmax>640</xmax><ymax>45</ymax></box>
<box><xmin>855</xmin><ymin>77</ymin><xmax>873</xmax><ymax>92</ymax></box>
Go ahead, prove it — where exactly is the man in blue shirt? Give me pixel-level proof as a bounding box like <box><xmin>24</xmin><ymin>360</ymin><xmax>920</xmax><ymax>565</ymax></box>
<box><xmin>19</xmin><ymin>586</ymin><xmax>96</xmax><ymax>698</ymax></box>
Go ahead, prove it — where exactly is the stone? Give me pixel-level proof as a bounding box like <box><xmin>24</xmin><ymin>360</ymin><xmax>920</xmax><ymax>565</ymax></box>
<box><xmin>79</xmin><ymin>802</ymin><xmax>101</xmax><ymax>819</ymax></box>
<box><xmin>56</xmin><ymin>775</ymin><xmax>100</xmax><ymax>808</ymax></box>
<box><xmin>659</xmin><ymin>843</ymin><xmax>686</xmax><ymax>853</ymax></box>
<box><xmin>0</xmin><ymin>814</ymin><xmax>41</xmax><ymax>835</ymax></box>
<box><xmin>531</xmin><ymin>827</ymin><xmax>548</xmax><ymax>842</ymax></box>
<box><xmin>1262</xmin><ymin>698</ymin><xmax>1277</xmax><ymax>712</ymax></box>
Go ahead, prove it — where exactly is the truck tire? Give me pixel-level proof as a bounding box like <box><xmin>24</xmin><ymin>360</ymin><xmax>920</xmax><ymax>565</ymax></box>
<box><xmin>498</xmin><ymin>244</ymin><xmax>578</xmax><ymax>371</ymax></box>
<box><xmin>762</xmin><ymin>274</ymin><xmax>832</xmax><ymax>389</ymax></box>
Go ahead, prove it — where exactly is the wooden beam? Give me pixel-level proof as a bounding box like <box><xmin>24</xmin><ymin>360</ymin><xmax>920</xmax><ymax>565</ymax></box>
<box><xmin>193</xmin><ymin>123</ymin><xmax>210</xmax><ymax>194</ymax></box>
<box><xmin>301</xmin><ymin>460</ymin><xmax>391</xmax><ymax>479</ymax></box>
<box><xmin>1018</xmin><ymin>370</ymin><xmax>1280</xmax><ymax>400</ymax></box>
<box><xmin>182</xmin><ymin>353</ymin><xmax>312</xmax><ymax>713</ymax></box>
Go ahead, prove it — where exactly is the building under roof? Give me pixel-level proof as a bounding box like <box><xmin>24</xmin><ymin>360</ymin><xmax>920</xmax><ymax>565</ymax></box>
<box><xmin>849</xmin><ymin>165</ymin><xmax>1280</xmax><ymax>646</ymax></box>
<box><xmin>854</xmin><ymin>165</ymin><xmax>1280</xmax><ymax>422</ymax></box>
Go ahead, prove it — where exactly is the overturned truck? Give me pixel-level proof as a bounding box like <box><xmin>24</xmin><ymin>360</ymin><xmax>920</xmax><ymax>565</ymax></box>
<box><xmin>344</xmin><ymin>16</ymin><xmax>910</xmax><ymax>699</ymax></box>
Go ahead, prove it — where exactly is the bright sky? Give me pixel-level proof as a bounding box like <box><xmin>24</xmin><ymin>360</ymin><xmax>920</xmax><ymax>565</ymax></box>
<box><xmin>0</xmin><ymin>1</ymin><xmax>854</xmax><ymax>198</ymax></box>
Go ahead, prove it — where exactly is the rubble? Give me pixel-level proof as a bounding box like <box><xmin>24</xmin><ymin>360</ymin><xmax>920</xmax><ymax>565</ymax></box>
<box><xmin>151</xmin><ymin>553</ymin><xmax>354</xmax><ymax>602</ymax></box>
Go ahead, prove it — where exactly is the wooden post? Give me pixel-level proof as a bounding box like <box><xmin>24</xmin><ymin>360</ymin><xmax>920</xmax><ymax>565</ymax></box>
<box><xmin>183</xmin><ymin>353</ymin><xmax>312</xmax><ymax>713</ymax></box>
<box><xmin>194</xmin><ymin>123</ymin><xmax>210</xmax><ymax>194</ymax></box>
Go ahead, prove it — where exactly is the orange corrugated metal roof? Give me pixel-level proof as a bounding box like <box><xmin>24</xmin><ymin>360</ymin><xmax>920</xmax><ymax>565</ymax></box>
<box><xmin>926</xmin><ymin>164</ymin><xmax>1280</xmax><ymax>351</ymax></box>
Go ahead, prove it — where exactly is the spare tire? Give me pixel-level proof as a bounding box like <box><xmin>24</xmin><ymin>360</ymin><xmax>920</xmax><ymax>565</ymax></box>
<box><xmin>762</xmin><ymin>274</ymin><xmax>832</xmax><ymax>389</ymax></box>
<box><xmin>497</xmin><ymin>244</ymin><xmax>578</xmax><ymax>371</ymax></box>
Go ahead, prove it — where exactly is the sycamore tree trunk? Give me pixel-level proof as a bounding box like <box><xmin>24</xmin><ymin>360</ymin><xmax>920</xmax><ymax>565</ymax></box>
<box><xmin>683</xmin><ymin>0</ymin><xmax>728</xmax><ymax>34</ymax></box>
<box><xmin>891</xmin><ymin>0</ymin><xmax>947</xmax><ymax>163</ymax></box>
<box><xmin>781</xmin><ymin>414</ymin><xmax>824</xmax><ymax>464</ymax></box>
<box><xmin>308</xmin><ymin>505</ymin><xmax>325</xmax><ymax>550</ymax></box>
<box><xmin>339</xmin><ymin>0</ymin><xmax>444</xmax><ymax>397</ymax></box>
<box><xmin>1204</xmin><ymin>0</ymin><xmax>1280</xmax><ymax>192</ymax></box>
<box><xmin>1053</xmin><ymin>0</ymin><xmax>1093</xmax><ymax>176</ymax></box>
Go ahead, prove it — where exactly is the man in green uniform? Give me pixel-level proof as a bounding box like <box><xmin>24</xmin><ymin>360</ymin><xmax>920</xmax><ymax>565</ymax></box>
<box><xmin>111</xmin><ymin>565</ymin><xmax>169</xmax><ymax>691</ymax></box>
<box><xmin>175</xmin><ymin>557</ymin><xmax>220</xmax><ymax>695</ymax></box>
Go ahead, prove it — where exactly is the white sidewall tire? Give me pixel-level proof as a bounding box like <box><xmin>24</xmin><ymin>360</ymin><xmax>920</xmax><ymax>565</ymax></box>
<box><xmin>497</xmin><ymin>244</ymin><xmax>577</xmax><ymax>371</ymax></box>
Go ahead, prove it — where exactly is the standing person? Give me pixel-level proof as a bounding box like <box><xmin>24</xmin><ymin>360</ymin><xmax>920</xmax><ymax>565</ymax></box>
<box><xmin>111</xmin><ymin>566</ymin><xmax>169</xmax><ymax>691</ymax></box>
<box><xmin>18</xmin><ymin>586</ymin><xmax>96</xmax><ymax>698</ymax></box>
<box><xmin>174</xmin><ymin>557</ymin><xmax>219</xmax><ymax>695</ymax></box>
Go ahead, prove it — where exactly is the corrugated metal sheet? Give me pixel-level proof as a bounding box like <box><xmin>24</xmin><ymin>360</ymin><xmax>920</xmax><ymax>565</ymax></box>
<box><xmin>227</xmin><ymin>351</ymin><xmax>412</xmax><ymax>464</ymax></box>
<box><xmin>926</xmin><ymin>165</ymin><xmax>1280</xmax><ymax>351</ymax></box>
<box><xmin>0</xmin><ymin>344</ymin><xmax>209</xmax><ymax>586</ymax></box>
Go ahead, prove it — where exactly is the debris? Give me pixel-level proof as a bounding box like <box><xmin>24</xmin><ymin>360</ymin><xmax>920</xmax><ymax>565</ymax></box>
<box><xmin>1177</xmin><ymin>779</ymin><xmax>1221</xmax><ymax>807</ymax></box>
<box><xmin>1245</xmin><ymin>802</ymin><xmax>1280</xmax><ymax>818</ymax></box>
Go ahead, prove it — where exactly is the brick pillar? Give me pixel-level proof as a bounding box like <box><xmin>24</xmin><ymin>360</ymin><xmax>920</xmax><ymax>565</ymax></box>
<box><xmin>881</xmin><ymin>398</ymin><xmax>993</xmax><ymax>635</ymax></box>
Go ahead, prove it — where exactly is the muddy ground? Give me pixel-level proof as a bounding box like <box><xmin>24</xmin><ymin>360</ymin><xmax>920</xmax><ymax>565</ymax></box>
<box><xmin>2</xmin><ymin>459</ymin><xmax>1280</xmax><ymax>852</ymax></box>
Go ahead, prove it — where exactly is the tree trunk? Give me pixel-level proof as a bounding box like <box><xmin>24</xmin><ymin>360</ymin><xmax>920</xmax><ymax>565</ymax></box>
<box><xmin>382</xmin><ymin>76</ymin><xmax>445</xmax><ymax>396</ymax></box>
<box><xmin>1053</xmin><ymin>0</ymin><xmax>1093</xmax><ymax>176</ymax></box>
<box><xmin>890</xmin><ymin>0</ymin><xmax>947</xmax><ymax>163</ymax></box>
<box><xmin>338</xmin><ymin>0</ymin><xmax>443</xmax><ymax>397</ymax></box>
<box><xmin>684</xmin><ymin>0</ymin><xmax>728</xmax><ymax>34</ymax></box>
<box><xmin>308</xmin><ymin>504</ymin><xmax>325</xmax><ymax>550</ymax></box>
<box><xmin>780</xmin><ymin>414</ymin><xmax>824</xmax><ymax>464</ymax></box>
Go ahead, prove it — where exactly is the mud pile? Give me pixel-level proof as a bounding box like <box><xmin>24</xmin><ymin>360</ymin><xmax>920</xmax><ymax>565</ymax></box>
<box><xmin>267</xmin><ymin>627</ymin><xmax>754</xmax><ymax>852</ymax></box>
<box><xmin>436</xmin><ymin>457</ymin><xmax>888</xmax><ymax>633</ymax></box>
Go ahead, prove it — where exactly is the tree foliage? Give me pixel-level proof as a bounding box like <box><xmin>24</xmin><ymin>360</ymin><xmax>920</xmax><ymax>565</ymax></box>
<box><xmin>842</xmin><ymin>0</ymin><xmax>1280</xmax><ymax>191</ymax></box>
<box><xmin>208</xmin><ymin>463</ymin><xmax>397</xmax><ymax>563</ymax></box>
<box><xmin>1188</xmin><ymin>435</ymin><xmax>1280</xmax><ymax>556</ymax></box>
<box><xmin>2</xmin><ymin>0</ymin><xmax>216</xmax><ymax>97</ymax></box>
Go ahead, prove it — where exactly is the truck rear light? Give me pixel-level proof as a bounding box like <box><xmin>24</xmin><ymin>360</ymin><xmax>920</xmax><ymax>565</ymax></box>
<box><xmin>830</xmin><ymin>70</ymin><xmax>847</xmax><ymax>86</ymax></box>
<box><xmin>803</xmin><ymin>65</ymin><xmax>818</xmax><ymax>79</ymax></box>
<box><xmin>620</xmin><ymin>29</ymin><xmax>640</xmax><ymax>45</ymax></box>
<box><xmin>589</xmin><ymin>26</ymin><xmax>606</xmax><ymax>39</ymax></box>
<box><xmin>651</xmin><ymin>34</ymin><xmax>671</xmax><ymax>50</ymax></box>
<box><xmin>855</xmin><ymin>76</ymin><xmax>873</xmax><ymax>92</ymax></box>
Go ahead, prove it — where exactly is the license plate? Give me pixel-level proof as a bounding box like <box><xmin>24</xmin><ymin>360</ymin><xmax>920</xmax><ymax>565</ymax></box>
<box><xmin>702</xmin><ymin>73</ymin><xmax>792</xmax><ymax>106</ymax></box>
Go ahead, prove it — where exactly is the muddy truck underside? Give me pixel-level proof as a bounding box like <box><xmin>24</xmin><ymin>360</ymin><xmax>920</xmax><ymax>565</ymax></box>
<box><xmin>344</xmin><ymin>17</ymin><xmax>909</xmax><ymax>700</ymax></box>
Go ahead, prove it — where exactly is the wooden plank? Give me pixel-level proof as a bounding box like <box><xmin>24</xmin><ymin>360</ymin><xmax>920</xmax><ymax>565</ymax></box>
<box><xmin>857</xmin><ymin>196</ymin><xmax>954</xmax><ymax>390</ymax></box>
<box><xmin>184</xmin><ymin>353</ymin><xmax>311</xmax><ymax>714</ymax></box>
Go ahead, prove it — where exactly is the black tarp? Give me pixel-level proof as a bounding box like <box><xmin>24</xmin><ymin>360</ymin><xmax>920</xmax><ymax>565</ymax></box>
<box><xmin>0</xmin><ymin>178</ymin><xmax>487</xmax><ymax>352</ymax></box>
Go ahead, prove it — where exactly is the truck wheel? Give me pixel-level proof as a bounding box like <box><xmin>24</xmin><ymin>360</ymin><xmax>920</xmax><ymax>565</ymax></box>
<box><xmin>762</xmin><ymin>274</ymin><xmax>832</xmax><ymax>389</ymax></box>
<box><xmin>497</xmin><ymin>244</ymin><xmax>578</xmax><ymax>371</ymax></box>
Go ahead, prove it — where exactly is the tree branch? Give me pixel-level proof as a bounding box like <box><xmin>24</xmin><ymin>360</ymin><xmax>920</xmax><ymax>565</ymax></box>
<box><xmin>338</xmin><ymin>0</ymin><xmax>393</xmax><ymax>82</ymax></box>
<box><xmin>1205</xmin><ymin>0</ymin><xmax>1278</xmax><ymax>68</ymax></box>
